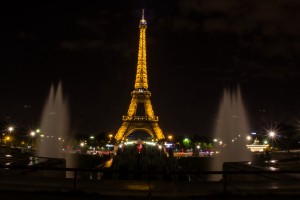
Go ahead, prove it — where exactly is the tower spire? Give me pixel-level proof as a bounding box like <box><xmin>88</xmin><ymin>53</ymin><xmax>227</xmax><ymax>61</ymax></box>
<box><xmin>135</xmin><ymin>9</ymin><xmax>148</xmax><ymax>90</ymax></box>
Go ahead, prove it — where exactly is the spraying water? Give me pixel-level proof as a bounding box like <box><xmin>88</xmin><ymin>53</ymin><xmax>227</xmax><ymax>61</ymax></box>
<box><xmin>211</xmin><ymin>85</ymin><xmax>252</xmax><ymax>179</ymax></box>
<box><xmin>36</xmin><ymin>82</ymin><xmax>69</xmax><ymax>158</ymax></box>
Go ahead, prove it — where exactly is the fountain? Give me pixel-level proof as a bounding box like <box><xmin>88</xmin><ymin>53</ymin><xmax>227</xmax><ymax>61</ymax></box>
<box><xmin>34</xmin><ymin>82</ymin><xmax>74</xmax><ymax>178</ymax></box>
<box><xmin>36</xmin><ymin>82</ymin><xmax>69</xmax><ymax>159</ymax></box>
<box><xmin>211</xmin><ymin>85</ymin><xmax>252</xmax><ymax>180</ymax></box>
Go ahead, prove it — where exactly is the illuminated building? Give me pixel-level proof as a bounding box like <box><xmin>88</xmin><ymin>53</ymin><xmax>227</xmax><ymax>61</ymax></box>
<box><xmin>114</xmin><ymin>10</ymin><xmax>165</xmax><ymax>142</ymax></box>
<box><xmin>246</xmin><ymin>138</ymin><xmax>269</xmax><ymax>152</ymax></box>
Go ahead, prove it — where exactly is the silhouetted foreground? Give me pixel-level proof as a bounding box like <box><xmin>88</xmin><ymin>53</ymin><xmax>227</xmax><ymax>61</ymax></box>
<box><xmin>1</xmin><ymin>189</ymin><xmax>300</xmax><ymax>200</ymax></box>
<box><xmin>1</xmin><ymin>145</ymin><xmax>300</xmax><ymax>198</ymax></box>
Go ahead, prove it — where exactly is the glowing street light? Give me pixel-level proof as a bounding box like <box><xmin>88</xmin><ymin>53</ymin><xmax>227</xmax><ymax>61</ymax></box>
<box><xmin>30</xmin><ymin>131</ymin><xmax>36</xmax><ymax>137</ymax></box>
<box><xmin>29</xmin><ymin>131</ymin><xmax>36</xmax><ymax>147</ymax></box>
<box><xmin>269</xmin><ymin>131</ymin><xmax>276</xmax><ymax>138</ymax></box>
<box><xmin>168</xmin><ymin>135</ymin><xmax>173</xmax><ymax>140</ymax></box>
<box><xmin>268</xmin><ymin>130</ymin><xmax>277</xmax><ymax>149</ymax></box>
<box><xmin>5</xmin><ymin>136</ymin><xmax>11</xmax><ymax>144</ymax></box>
<box><xmin>7</xmin><ymin>126</ymin><xmax>14</xmax><ymax>146</ymax></box>
<box><xmin>246</xmin><ymin>136</ymin><xmax>252</xmax><ymax>141</ymax></box>
<box><xmin>158</xmin><ymin>145</ymin><xmax>162</xmax><ymax>156</ymax></box>
<box><xmin>8</xmin><ymin>126</ymin><xmax>14</xmax><ymax>134</ymax></box>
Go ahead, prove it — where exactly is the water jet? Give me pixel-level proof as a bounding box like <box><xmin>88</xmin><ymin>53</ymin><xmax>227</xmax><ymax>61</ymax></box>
<box><xmin>36</xmin><ymin>82</ymin><xmax>69</xmax><ymax>159</ymax></box>
<box><xmin>211</xmin><ymin>85</ymin><xmax>252</xmax><ymax>180</ymax></box>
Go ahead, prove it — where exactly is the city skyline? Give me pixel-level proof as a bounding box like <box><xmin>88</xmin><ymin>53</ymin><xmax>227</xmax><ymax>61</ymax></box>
<box><xmin>0</xmin><ymin>1</ymin><xmax>300</xmax><ymax>137</ymax></box>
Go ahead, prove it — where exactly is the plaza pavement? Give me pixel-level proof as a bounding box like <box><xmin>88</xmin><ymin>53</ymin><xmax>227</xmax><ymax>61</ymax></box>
<box><xmin>0</xmin><ymin>175</ymin><xmax>300</xmax><ymax>199</ymax></box>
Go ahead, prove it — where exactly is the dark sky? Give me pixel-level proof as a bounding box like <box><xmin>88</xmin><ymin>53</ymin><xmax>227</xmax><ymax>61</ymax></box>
<box><xmin>1</xmin><ymin>0</ymin><xmax>300</xmax><ymax>137</ymax></box>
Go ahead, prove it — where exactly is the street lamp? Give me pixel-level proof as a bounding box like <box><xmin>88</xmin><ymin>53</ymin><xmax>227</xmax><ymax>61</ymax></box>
<box><xmin>168</xmin><ymin>135</ymin><xmax>173</xmax><ymax>140</ymax></box>
<box><xmin>30</xmin><ymin>131</ymin><xmax>36</xmax><ymax>137</ymax></box>
<box><xmin>29</xmin><ymin>131</ymin><xmax>36</xmax><ymax>148</ymax></box>
<box><xmin>158</xmin><ymin>145</ymin><xmax>162</xmax><ymax>156</ymax></box>
<box><xmin>269</xmin><ymin>131</ymin><xmax>276</xmax><ymax>138</ymax></box>
<box><xmin>8</xmin><ymin>126</ymin><xmax>14</xmax><ymax>135</ymax></box>
<box><xmin>108</xmin><ymin>134</ymin><xmax>113</xmax><ymax>155</ymax></box>
<box><xmin>5</xmin><ymin>136</ymin><xmax>11</xmax><ymax>145</ymax></box>
<box><xmin>246</xmin><ymin>136</ymin><xmax>252</xmax><ymax>141</ymax></box>
<box><xmin>268</xmin><ymin>131</ymin><xmax>276</xmax><ymax>149</ymax></box>
<box><xmin>7</xmin><ymin>126</ymin><xmax>14</xmax><ymax>146</ymax></box>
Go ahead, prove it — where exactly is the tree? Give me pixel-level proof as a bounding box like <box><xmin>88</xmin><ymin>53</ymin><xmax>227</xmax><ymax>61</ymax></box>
<box><xmin>182</xmin><ymin>138</ymin><xmax>192</xmax><ymax>149</ymax></box>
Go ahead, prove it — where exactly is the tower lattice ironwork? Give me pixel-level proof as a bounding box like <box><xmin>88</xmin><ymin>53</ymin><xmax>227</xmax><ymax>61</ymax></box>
<box><xmin>114</xmin><ymin>10</ymin><xmax>165</xmax><ymax>142</ymax></box>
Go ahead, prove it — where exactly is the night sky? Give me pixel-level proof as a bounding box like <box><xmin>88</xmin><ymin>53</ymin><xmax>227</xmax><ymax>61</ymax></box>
<box><xmin>1</xmin><ymin>0</ymin><xmax>300</xmax><ymax>137</ymax></box>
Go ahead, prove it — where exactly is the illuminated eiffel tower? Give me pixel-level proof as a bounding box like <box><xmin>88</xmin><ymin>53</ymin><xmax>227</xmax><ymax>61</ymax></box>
<box><xmin>114</xmin><ymin>10</ymin><xmax>165</xmax><ymax>142</ymax></box>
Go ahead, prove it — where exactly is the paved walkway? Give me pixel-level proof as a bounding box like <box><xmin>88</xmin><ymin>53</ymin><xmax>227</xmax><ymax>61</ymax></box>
<box><xmin>1</xmin><ymin>175</ymin><xmax>300</xmax><ymax>198</ymax></box>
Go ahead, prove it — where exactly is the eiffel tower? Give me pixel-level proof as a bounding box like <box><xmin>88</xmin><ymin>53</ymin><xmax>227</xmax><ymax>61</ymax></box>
<box><xmin>114</xmin><ymin>10</ymin><xmax>165</xmax><ymax>142</ymax></box>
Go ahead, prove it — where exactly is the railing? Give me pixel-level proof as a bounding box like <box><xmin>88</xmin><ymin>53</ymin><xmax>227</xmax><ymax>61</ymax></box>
<box><xmin>1</xmin><ymin>165</ymin><xmax>300</xmax><ymax>195</ymax></box>
<box><xmin>122</xmin><ymin>116</ymin><xmax>158</xmax><ymax>121</ymax></box>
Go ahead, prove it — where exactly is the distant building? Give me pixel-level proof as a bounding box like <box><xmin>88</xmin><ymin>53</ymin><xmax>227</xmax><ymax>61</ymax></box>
<box><xmin>246</xmin><ymin>138</ymin><xmax>269</xmax><ymax>152</ymax></box>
